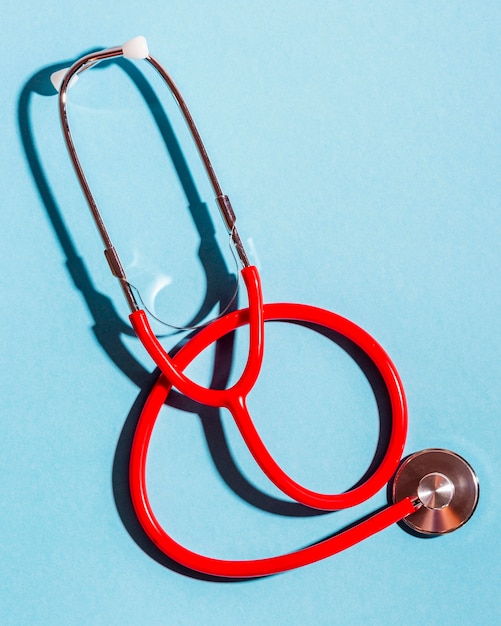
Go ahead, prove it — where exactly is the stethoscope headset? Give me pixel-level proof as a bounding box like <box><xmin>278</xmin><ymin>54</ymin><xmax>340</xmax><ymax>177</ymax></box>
<box><xmin>51</xmin><ymin>36</ymin><xmax>479</xmax><ymax>578</ymax></box>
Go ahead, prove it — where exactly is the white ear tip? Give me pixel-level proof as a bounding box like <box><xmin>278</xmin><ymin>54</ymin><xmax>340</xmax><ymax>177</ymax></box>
<box><xmin>50</xmin><ymin>68</ymin><xmax>78</xmax><ymax>92</ymax></box>
<box><xmin>122</xmin><ymin>36</ymin><xmax>149</xmax><ymax>59</ymax></box>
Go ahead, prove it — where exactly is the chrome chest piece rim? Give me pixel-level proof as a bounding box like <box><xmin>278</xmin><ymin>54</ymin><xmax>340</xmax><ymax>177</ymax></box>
<box><xmin>392</xmin><ymin>448</ymin><xmax>479</xmax><ymax>535</ymax></box>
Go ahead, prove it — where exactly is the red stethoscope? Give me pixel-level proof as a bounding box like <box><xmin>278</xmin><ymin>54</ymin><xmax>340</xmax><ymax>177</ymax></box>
<box><xmin>52</xmin><ymin>37</ymin><xmax>479</xmax><ymax>578</ymax></box>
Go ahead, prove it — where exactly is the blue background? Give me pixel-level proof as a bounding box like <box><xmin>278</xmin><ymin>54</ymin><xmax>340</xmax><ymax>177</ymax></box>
<box><xmin>1</xmin><ymin>2</ymin><xmax>500</xmax><ymax>624</ymax></box>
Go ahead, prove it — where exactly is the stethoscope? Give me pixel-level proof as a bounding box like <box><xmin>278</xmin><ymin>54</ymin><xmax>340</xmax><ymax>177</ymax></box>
<box><xmin>52</xmin><ymin>36</ymin><xmax>479</xmax><ymax>578</ymax></box>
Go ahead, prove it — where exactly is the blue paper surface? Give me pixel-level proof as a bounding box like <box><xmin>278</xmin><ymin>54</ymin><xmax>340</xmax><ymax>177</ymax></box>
<box><xmin>1</xmin><ymin>2</ymin><xmax>500</xmax><ymax>624</ymax></box>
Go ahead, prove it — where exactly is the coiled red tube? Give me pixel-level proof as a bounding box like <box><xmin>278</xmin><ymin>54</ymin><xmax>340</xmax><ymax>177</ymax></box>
<box><xmin>129</xmin><ymin>295</ymin><xmax>414</xmax><ymax>577</ymax></box>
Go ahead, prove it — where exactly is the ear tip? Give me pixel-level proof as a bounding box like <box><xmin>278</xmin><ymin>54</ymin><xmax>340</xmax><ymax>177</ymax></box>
<box><xmin>122</xmin><ymin>35</ymin><xmax>149</xmax><ymax>59</ymax></box>
<box><xmin>50</xmin><ymin>68</ymin><xmax>75</xmax><ymax>92</ymax></box>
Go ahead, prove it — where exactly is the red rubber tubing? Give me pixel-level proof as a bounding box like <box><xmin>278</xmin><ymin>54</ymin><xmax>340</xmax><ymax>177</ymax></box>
<box><xmin>129</xmin><ymin>281</ymin><xmax>415</xmax><ymax>576</ymax></box>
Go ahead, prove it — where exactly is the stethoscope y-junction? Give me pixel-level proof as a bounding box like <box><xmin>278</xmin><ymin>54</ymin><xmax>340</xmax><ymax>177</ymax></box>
<box><xmin>51</xmin><ymin>36</ymin><xmax>479</xmax><ymax>578</ymax></box>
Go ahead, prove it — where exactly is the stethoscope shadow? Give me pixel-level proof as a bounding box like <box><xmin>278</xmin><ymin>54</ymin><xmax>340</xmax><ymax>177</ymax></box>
<box><xmin>18</xmin><ymin>55</ymin><xmax>393</xmax><ymax>581</ymax></box>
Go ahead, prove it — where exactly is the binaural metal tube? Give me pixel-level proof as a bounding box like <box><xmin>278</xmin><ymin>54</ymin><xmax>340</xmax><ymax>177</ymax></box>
<box><xmin>56</xmin><ymin>38</ymin><xmax>250</xmax><ymax>316</ymax></box>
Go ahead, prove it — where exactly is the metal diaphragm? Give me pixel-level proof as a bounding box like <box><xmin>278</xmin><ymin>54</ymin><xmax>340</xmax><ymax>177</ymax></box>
<box><xmin>392</xmin><ymin>448</ymin><xmax>479</xmax><ymax>535</ymax></box>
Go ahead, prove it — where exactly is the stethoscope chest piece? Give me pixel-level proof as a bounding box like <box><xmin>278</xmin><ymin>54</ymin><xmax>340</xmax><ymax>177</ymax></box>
<box><xmin>392</xmin><ymin>448</ymin><xmax>479</xmax><ymax>535</ymax></box>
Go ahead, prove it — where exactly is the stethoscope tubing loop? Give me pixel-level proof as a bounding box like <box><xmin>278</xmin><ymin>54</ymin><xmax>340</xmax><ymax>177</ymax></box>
<box><xmin>129</xmin><ymin>302</ymin><xmax>415</xmax><ymax>577</ymax></box>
